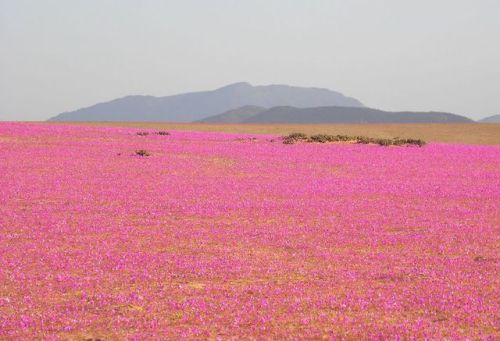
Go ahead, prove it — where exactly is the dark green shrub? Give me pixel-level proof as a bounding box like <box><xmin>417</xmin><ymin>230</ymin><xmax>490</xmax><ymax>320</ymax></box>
<box><xmin>336</xmin><ymin>135</ymin><xmax>352</xmax><ymax>142</ymax></box>
<box><xmin>137</xmin><ymin>132</ymin><xmax>149</xmax><ymax>136</ymax></box>
<box><xmin>356</xmin><ymin>136</ymin><xmax>372</xmax><ymax>144</ymax></box>
<box><xmin>283</xmin><ymin>132</ymin><xmax>308</xmax><ymax>144</ymax></box>
<box><xmin>135</xmin><ymin>149</ymin><xmax>151</xmax><ymax>156</ymax></box>
<box><xmin>391</xmin><ymin>138</ymin><xmax>426</xmax><ymax>147</ymax></box>
<box><xmin>403</xmin><ymin>138</ymin><xmax>426</xmax><ymax>147</ymax></box>
<box><xmin>474</xmin><ymin>256</ymin><xmax>487</xmax><ymax>262</ymax></box>
<box><xmin>281</xmin><ymin>132</ymin><xmax>426</xmax><ymax>147</ymax></box>
<box><xmin>308</xmin><ymin>134</ymin><xmax>334</xmax><ymax>143</ymax></box>
<box><xmin>392</xmin><ymin>138</ymin><xmax>406</xmax><ymax>146</ymax></box>
<box><xmin>288</xmin><ymin>132</ymin><xmax>308</xmax><ymax>140</ymax></box>
<box><xmin>308</xmin><ymin>134</ymin><xmax>354</xmax><ymax>143</ymax></box>
<box><xmin>157</xmin><ymin>131</ymin><xmax>170</xmax><ymax>136</ymax></box>
<box><xmin>374</xmin><ymin>138</ymin><xmax>392</xmax><ymax>146</ymax></box>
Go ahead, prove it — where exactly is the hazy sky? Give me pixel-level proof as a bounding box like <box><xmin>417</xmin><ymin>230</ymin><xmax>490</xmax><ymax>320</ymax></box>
<box><xmin>1</xmin><ymin>0</ymin><xmax>499</xmax><ymax>121</ymax></box>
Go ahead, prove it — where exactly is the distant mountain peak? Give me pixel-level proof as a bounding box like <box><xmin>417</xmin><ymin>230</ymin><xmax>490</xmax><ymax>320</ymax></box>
<box><xmin>217</xmin><ymin>82</ymin><xmax>253</xmax><ymax>90</ymax></box>
<box><xmin>479</xmin><ymin>114</ymin><xmax>500</xmax><ymax>123</ymax></box>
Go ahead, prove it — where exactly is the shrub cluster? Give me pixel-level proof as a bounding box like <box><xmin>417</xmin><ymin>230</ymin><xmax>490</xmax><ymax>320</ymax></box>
<box><xmin>393</xmin><ymin>138</ymin><xmax>426</xmax><ymax>147</ymax></box>
<box><xmin>135</xmin><ymin>149</ymin><xmax>151</xmax><ymax>156</ymax></box>
<box><xmin>282</xmin><ymin>133</ymin><xmax>426</xmax><ymax>147</ymax></box>
<box><xmin>308</xmin><ymin>134</ymin><xmax>352</xmax><ymax>143</ymax></box>
<box><xmin>138</xmin><ymin>131</ymin><xmax>170</xmax><ymax>136</ymax></box>
<box><xmin>282</xmin><ymin>132</ymin><xmax>308</xmax><ymax>144</ymax></box>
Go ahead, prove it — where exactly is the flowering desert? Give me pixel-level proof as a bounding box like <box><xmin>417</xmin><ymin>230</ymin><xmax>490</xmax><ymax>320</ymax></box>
<box><xmin>0</xmin><ymin>122</ymin><xmax>499</xmax><ymax>339</ymax></box>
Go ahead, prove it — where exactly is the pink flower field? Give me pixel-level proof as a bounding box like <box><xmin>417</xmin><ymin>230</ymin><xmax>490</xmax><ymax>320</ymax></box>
<box><xmin>0</xmin><ymin>123</ymin><xmax>498</xmax><ymax>339</ymax></box>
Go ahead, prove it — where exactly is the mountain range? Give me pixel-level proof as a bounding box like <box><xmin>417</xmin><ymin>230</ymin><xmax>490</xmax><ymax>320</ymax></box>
<box><xmin>48</xmin><ymin>82</ymin><xmax>363</xmax><ymax>122</ymax></box>
<box><xmin>47</xmin><ymin>82</ymin><xmax>492</xmax><ymax>123</ymax></box>
<box><xmin>479</xmin><ymin>114</ymin><xmax>500</xmax><ymax>123</ymax></box>
<box><xmin>197</xmin><ymin>106</ymin><xmax>473</xmax><ymax>123</ymax></box>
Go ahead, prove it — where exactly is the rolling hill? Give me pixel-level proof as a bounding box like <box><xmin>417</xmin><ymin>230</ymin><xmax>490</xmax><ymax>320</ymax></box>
<box><xmin>198</xmin><ymin>106</ymin><xmax>473</xmax><ymax>124</ymax></box>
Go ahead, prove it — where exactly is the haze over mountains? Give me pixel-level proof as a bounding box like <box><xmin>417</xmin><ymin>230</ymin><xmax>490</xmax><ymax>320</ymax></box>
<box><xmin>48</xmin><ymin>82</ymin><xmax>483</xmax><ymax>123</ymax></box>
<box><xmin>196</xmin><ymin>105</ymin><xmax>266</xmax><ymax>123</ymax></box>
<box><xmin>199</xmin><ymin>106</ymin><xmax>473</xmax><ymax>124</ymax></box>
<box><xmin>48</xmin><ymin>83</ymin><xmax>363</xmax><ymax>122</ymax></box>
<box><xmin>479</xmin><ymin>114</ymin><xmax>500</xmax><ymax>123</ymax></box>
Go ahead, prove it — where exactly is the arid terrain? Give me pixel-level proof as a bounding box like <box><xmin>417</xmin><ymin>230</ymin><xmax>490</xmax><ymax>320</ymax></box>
<box><xmin>44</xmin><ymin>122</ymin><xmax>500</xmax><ymax>145</ymax></box>
<box><xmin>1</xmin><ymin>122</ymin><xmax>498</xmax><ymax>338</ymax></box>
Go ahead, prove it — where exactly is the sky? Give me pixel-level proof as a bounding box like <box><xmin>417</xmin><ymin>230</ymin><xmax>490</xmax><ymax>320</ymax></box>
<box><xmin>1</xmin><ymin>0</ymin><xmax>499</xmax><ymax>121</ymax></box>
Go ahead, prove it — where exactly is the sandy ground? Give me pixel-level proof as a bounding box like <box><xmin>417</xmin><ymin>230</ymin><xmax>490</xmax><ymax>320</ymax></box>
<box><xmin>31</xmin><ymin>121</ymin><xmax>500</xmax><ymax>145</ymax></box>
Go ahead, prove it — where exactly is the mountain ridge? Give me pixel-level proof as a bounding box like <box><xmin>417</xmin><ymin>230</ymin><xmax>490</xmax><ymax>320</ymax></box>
<box><xmin>198</xmin><ymin>105</ymin><xmax>473</xmax><ymax>124</ymax></box>
<box><xmin>479</xmin><ymin>114</ymin><xmax>500</xmax><ymax>123</ymax></box>
<box><xmin>48</xmin><ymin>83</ymin><xmax>364</xmax><ymax>122</ymax></box>
<box><xmin>196</xmin><ymin>105</ymin><xmax>266</xmax><ymax>123</ymax></box>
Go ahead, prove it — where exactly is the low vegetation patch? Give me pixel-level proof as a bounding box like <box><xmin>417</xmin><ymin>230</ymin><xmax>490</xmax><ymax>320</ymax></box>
<box><xmin>308</xmin><ymin>134</ymin><xmax>352</xmax><ymax>143</ymax></box>
<box><xmin>136</xmin><ymin>132</ymin><xmax>150</xmax><ymax>136</ymax></box>
<box><xmin>135</xmin><ymin>149</ymin><xmax>151</xmax><ymax>156</ymax></box>
<box><xmin>282</xmin><ymin>132</ymin><xmax>308</xmax><ymax>144</ymax></box>
<box><xmin>283</xmin><ymin>133</ymin><xmax>426</xmax><ymax>147</ymax></box>
<box><xmin>156</xmin><ymin>131</ymin><xmax>170</xmax><ymax>136</ymax></box>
